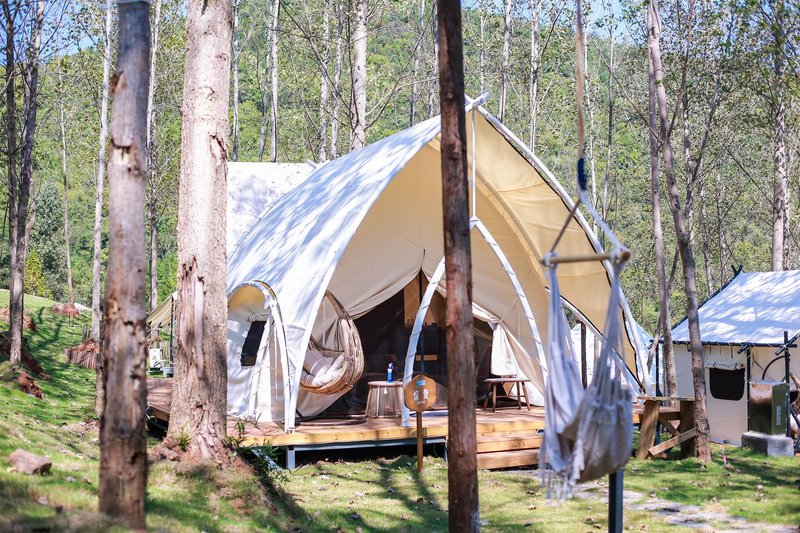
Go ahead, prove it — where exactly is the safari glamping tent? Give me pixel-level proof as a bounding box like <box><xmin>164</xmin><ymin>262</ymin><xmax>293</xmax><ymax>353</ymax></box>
<box><xmin>225</xmin><ymin>101</ymin><xmax>651</xmax><ymax>433</ymax></box>
<box><xmin>671</xmin><ymin>270</ymin><xmax>800</xmax><ymax>446</ymax></box>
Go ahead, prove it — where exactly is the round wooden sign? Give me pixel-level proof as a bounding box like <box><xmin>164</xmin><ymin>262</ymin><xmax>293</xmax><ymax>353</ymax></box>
<box><xmin>404</xmin><ymin>374</ymin><xmax>437</xmax><ymax>412</ymax></box>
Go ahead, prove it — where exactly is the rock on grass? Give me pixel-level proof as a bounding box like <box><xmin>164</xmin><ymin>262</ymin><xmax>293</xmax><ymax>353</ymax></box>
<box><xmin>9</xmin><ymin>449</ymin><xmax>52</xmax><ymax>475</ymax></box>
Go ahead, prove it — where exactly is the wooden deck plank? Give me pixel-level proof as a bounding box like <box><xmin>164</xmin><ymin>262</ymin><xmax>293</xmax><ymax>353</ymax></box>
<box><xmin>477</xmin><ymin>449</ymin><xmax>540</xmax><ymax>469</ymax></box>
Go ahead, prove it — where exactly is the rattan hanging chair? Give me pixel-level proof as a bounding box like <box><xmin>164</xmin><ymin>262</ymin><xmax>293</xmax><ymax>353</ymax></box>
<box><xmin>300</xmin><ymin>291</ymin><xmax>365</xmax><ymax>395</ymax></box>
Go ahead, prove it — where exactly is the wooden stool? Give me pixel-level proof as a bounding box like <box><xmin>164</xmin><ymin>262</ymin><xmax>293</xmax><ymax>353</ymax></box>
<box><xmin>482</xmin><ymin>377</ymin><xmax>531</xmax><ymax>412</ymax></box>
<box><xmin>365</xmin><ymin>381</ymin><xmax>403</xmax><ymax>418</ymax></box>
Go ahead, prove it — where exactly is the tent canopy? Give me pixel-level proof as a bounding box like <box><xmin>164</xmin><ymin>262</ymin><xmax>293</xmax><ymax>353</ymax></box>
<box><xmin>671</xmin><ymin>270</ymin><xmax>800</xmax><ymax>346</ymax></box>
<box><xmin>226</xmin><ymin>104</ymin><xmax>648</xmax><ymax>427</ymax></box>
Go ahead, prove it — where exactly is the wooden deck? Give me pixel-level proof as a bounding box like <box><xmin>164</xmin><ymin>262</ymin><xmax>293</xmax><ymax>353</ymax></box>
<box><xmin>147</xmin><ymin>378</ymin><xmax>679</xmax><ymax>468</ymax></box>
<box><xmin>147</xmin><ymin>378</ymin><xmax>546</xmax><ymax>447</ymax></box>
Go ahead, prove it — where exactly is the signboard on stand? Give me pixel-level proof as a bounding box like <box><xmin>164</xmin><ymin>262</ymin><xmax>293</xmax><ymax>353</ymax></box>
<box><xmin>404</xmin><ymin>374</ymin><xmax>437</xmax><ymax>471</ymax></box>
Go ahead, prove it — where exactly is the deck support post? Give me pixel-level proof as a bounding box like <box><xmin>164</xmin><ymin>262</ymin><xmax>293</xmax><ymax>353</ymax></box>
<box><xmin>286</xmin><ymin>446</ymin><xmax>296</xmax><ymax>470</ymax></box>
<box><xmin>609</xmin><ymin>469</ymin><xmax>623</xmax><ymax>533</ymax></box>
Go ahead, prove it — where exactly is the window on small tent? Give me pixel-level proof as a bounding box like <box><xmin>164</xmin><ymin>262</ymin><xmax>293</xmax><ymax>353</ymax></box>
<box><xmin>708</xmin><ymin>366</ymin><xmax>745</xmax><ymax>401</ymax></box>
<box><xmin>241</xmin><ymin>320</ymin><xmax>266</xmax><ymax>367</ymax></box>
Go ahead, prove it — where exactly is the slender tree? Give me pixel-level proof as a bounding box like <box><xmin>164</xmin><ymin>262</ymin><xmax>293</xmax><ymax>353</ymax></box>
<box><xmin>498</xmin><ymin>0</ymin><xmax>512</xmax><ymax>122</ymax></box>
<box><xmin>771</xmin><ymin>0</ymin><xmax>788</xmax><ymax>271</ymax></box>
<box><xmin>165</xmin><ymin>0</ymin><xmax>232</xmax><ymax>460</ymax></box>
<box><xmin>528</xmin><ymin>0</ymin><xmax>541</xmax><ymax>150</ymax></box>
<box><xmin>330</xmin><ymin>0</ymin><xmax>344</xmax><ymax>158</ymax></box>
<box><xmin>648</xmin><ymin>0</ymin><xmax>711</xmax><ymax>461</ymax></box>
<box><xmin>268</xmin><ymin>0</ymin><xmax>280</xmax><ymax>161</ymax></box>
<box><xmin>3</xmin><ymin>0</ymin><xmax>44</xmax><ymax>367</ymax></box>
<box><xmin>147</xmin><ymin>0</ymin><xmax>163</xmax><ymax>314</ymax></box>
<box><xmin>438</xmin><ymin>0</ymin><xmax>479</xmax><ymax>529</ymax></box>
<box><xmin>318</xmin><ymin>0</ymin><xmax>330</xmax><ymax>160</ymax></box>
<box><xmin>232</xmin><ymin>0</ymin><xmax>241</xmax><ymax>161</ymax></box>
<box><xmin>98</xmin><ymin>0</ymin><xmax>150</xmax><ymax>526</ymax></box>
<box><xmin>93</xmin><ymin>0</ymin><xmax>113</xmax><ymax>416</ymax></box>
<box><xmin>58</xmin><ymin>67</ymin><xmax>74</xmax><ymax>305</ymax></box>
<box><xmin>647</xmin><ymin>12</ymin><xmax>676</xmax><ymax>395</ymax></box>
<box><xmin>351</xmin><ymin>0</ymin><xmax>368</xmax><ymax>150</ymax></box>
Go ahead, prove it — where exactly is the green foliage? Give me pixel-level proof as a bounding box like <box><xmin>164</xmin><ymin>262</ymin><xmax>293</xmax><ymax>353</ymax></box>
<box><xmin>23</xmin><ymin>250</ymin><xmax>50</xmax><ymax>300</ymax></box>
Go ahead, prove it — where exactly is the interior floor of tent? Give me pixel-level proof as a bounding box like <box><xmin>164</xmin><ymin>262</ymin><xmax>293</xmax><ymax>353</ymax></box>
<box><xmin>147</xmin><ymin>378</ymin><xmax>677</xmax><ymax>469</ymax></box>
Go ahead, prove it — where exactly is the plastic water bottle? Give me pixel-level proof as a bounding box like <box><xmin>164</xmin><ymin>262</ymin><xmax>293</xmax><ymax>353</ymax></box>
<box><xmin>387</xmin><ymin>362</ymin><xmax>394</xmax><ymax>383</ymax></box>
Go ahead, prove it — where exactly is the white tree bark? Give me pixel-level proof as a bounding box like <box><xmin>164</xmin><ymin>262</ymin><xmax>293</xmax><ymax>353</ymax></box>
<box><xmin>92</xmin><ymin>0</ymin><xmax>113</xmax><ymax>343</ymax></box>
<box><xmin>498</xmin><ymin>0</ymin><xmax>512</xmax><ymax>122</ymax></box>
<box><xmin>330</xmin><ymin>0</ymin><xmax>344</xmax><ymax>158</ymax></box>
<box><xmin>350</xmin><ymin>0</ymin><xmax>368</xmax><ymax>150</ymax></box>
<box><xmin>528</xmin><ymin>0</ymin><xmax>541</xmax><ymax>150</ymax></box>
<box><xmin>269</xmin><ymin>0</ymin><xmax>280</xmax><ymax>161</ymax></box>
<box><xmin>147</xmin><ymin>0</ymin><xmax>163</xmax><ymax>314</ymax></box>
<box><xmin>318</xmin><ymin>0</ymin><xmax>330</xmax><ymax>161</ymax></box>
<box><xmin>232</xmin><ymin>0</ymin><xmax>240</xmax><ymax>161</ymax></box>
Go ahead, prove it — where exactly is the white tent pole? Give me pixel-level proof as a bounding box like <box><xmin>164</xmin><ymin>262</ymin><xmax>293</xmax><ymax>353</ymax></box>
<box><xmin>472</xmin><ymin>218</ymin><xmax>546</xmax><ymax>391</ymax></box>
<box><xmin>471</xmin><ymin>109</ymin><xmax>477</xmax><ymax>218</ymax></box>
<box><xmin>402</xmin><ymin>258</ymin><xmax>447</xmax><ymax>427</ymax></box>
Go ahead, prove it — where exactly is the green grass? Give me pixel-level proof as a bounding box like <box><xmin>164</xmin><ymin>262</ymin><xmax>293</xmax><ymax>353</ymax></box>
<box><xmin>625</xmin><ymin>445</ymin><xmax>800</xmax><ymax>526</ymax></box>
<box><xmin>0</xmin><ymin>289</ymin><xmax>797</xmax><ymax>531</ymax></box>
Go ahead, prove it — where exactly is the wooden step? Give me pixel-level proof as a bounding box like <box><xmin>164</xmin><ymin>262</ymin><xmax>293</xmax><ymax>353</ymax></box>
<box><xmin>476</xmin><ymin>432</ymin><xmax>542</xmax><ymax>453</ymax></box>
<box><xmin>477</xmin><ymin>449</ymin><xmax>540</xmax><ymax>469</ymax></box>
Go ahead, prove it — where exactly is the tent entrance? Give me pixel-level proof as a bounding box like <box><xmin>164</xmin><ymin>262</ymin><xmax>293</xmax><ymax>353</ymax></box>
<box><xmin>300</xmin><ymin>273</ymin><xmax>500</xmax><ymax>421</ymax></box>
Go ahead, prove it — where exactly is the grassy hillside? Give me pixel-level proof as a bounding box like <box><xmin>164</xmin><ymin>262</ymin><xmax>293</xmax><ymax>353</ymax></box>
<box><xmin>0</xmin><ymin>292</ymin><xmax>295</xmax><ymax>531</ymax></box>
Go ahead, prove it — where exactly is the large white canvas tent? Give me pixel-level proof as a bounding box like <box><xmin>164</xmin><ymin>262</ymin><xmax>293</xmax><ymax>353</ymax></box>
<box><xmin>226</xmin><ymin>102</ymin><xmax>650</xmax><ymax>432</ymax></box>
<box><xmin>672</xmin><ymin>270</ymin><xmax>800</xmax><ymax>445</ymax></box>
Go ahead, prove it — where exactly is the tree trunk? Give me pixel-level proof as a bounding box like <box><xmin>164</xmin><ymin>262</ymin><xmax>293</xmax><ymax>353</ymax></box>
<box><xmin>98</xmin><ymin>1</ymin><xmax>150</xmax><ymax>527</ymax></box>
<box><xmin>647</xmin><ymin>24</ymin><xmax>676</xmax><ymax>397</ymax></box>
<box><xmin>3</xmin><ymin>0</ymin><xmax>19</xmax><ymax>366</ymax></box>
<box><xmin>528</xmin><ymin>0</ymin><xmax>540</xmax><ymax>150</ymax></box>
<box><xmin>318</xmin><ymin>0</ymin><xmax>330</xmax><ymax>160</ymax></box>
<box><xmin>6</xmin><ymin>0</ymin><xmax>43</xmax><ymax>367</ymax></box>
<box><xmin>438</xmin><ymin>1</ymin><xmax>479</xmax><ymax>529</ymax></box>
<box><xmin>330</xmin><ymin>0</ymin><xmax>344</xmax><ymax>158</ymax></box>
<box><xmin>165</xmin><ymin>0</ymin><xmax>231</xmax><ymax>461</ymax></box>
<box><xmin>232</xmin><ymin>0</ymin><xmax>240</xmax><ymax>161</ymax></box>
<box><xmin>269</xmin><ymin>0</ymin><xmax>280</xmax><ymax>161</ymax></box>
<box><xmin>582</xmin><ymin>3</ymin><xmax>598</xmax><ymax>217</ymax></box>
<box><xmin>427</xmin><ymin>0</ymin><xmax>439</xmax><ymax>118</ymax></box>
<box><xmin>479</xmin><ymin>0</ymin><xmax>485</xmax><ymax>92</ymax></box>
<box><xmin>648</xmin><ymin>0</ymin><xmax>711</xmax><ymax>462</ymax></box>
<box><xmin>93</xmin><ymin>0</ymin><xmax>113</xmax><ymax>417</ymax></box>
<box><xmin>350</xmin><ymin>0</ymin><xmax>367</xmax><ymax>150</ymax></box>
<box><xmin>772</xmin><ymin>0</ymin><xmax>788</xmax><ymax>271</ymax></box>
<box><xmin>147</xmin><ymin>0</ymin><xmax>163</xmax><ymax>314</ymax></box>
<box><xmin>409</xmin><ymin>0</ymin><xmax>426</xmax><ymax>127</ymax></box>
<box><xmin>59</xmin><ymin>82</ymin><xmax>74</xmax><ymax>305</ymax></box>
<box><xmin>92</xmin><ymin>0</ymin><xmax>114</xmax><ymax>417</ymax></box>
<box><xmin>601</xmin><ymin>0</ymin><xmax>614</xmax><ymax>220</ymax></box>
<box><xmin>498</xmin><ymin>0</ymin><xmax>512</xmax><ymax>122</ymax></box>
<box><xmin>699</xmin><ymin>172</ymin><xmax>714</xmax><ymax>296</ymax></box>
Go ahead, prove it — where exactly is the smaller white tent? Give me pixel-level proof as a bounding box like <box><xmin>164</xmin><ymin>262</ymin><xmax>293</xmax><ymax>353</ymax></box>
<box><xmin>672</xmin><ymin>270</ymin><xmax>800</xmax><ymax>445</ymax></box>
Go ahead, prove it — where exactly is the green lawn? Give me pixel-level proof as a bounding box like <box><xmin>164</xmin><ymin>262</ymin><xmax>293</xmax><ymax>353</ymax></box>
<box><xmin>0</xmin><ymin>290</ymin><xmax>797</xmax><ymax>531</ymax></box>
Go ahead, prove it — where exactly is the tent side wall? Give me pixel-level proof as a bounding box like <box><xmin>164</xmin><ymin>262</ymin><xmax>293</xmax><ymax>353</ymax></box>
<box><xmin>675</xmin><ymin>342</ymin><xmax>798</xmax><ymax>446</ymax></box>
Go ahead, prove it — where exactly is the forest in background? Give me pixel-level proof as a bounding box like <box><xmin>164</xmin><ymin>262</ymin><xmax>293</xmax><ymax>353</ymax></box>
<box><xmin>1</xmin><ymin>0</ymin><xmax>799</xmax><ymax>335</ymax></box>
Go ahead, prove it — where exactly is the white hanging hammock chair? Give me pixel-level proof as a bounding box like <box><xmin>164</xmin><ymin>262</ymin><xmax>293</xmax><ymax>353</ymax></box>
<box><xmin>539</xmin><ymin>254</ymin><xmax>633</xmax><ymax>499</ymax></box>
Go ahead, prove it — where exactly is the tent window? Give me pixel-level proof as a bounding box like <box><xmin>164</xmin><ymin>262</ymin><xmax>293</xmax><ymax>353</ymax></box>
<box><xmin>709</xmin><ymin>367</ymin><xmax>745</xmax><ymax>401</ymax></box>
<box><xmin>241</xmin><ymin>321</ymin><xmax>266</xmax><ymax>367</ymax></box>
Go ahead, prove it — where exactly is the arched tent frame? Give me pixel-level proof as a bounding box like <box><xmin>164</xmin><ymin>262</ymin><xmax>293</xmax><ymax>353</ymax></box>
<box><xmin>473</xmin><ymin>104</ymin><xmax>652</xmax><ymax>396</ymax></box>
<box><xmin>226</xmin><ymin>281</ymin><xmax>294</xmax><ymax>427</ymax></box>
